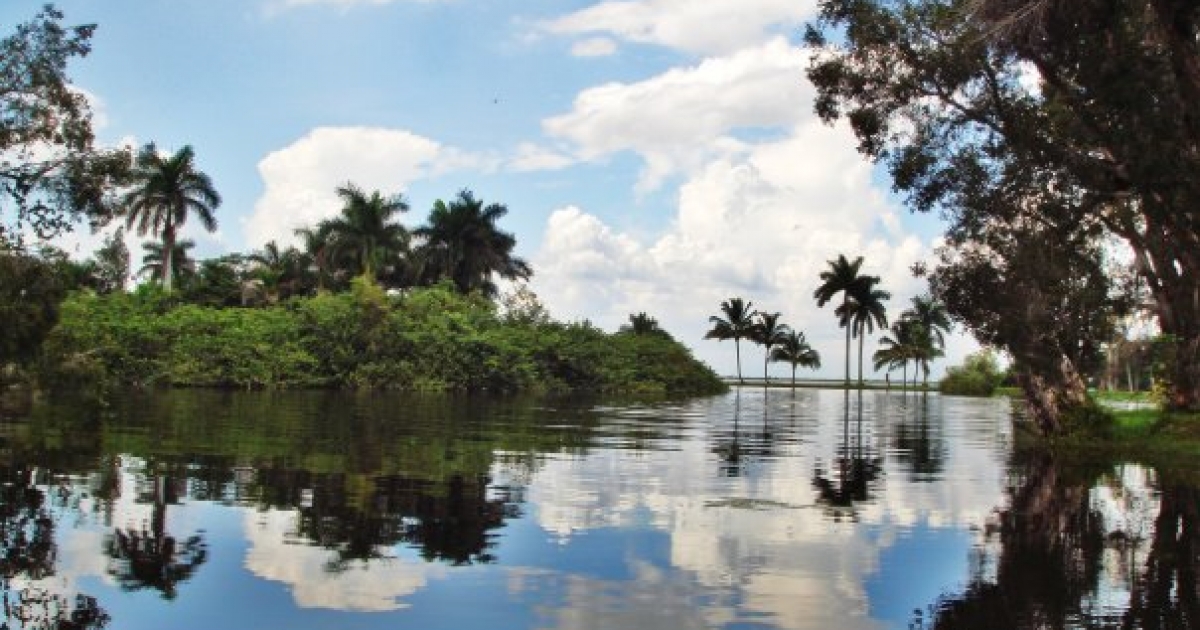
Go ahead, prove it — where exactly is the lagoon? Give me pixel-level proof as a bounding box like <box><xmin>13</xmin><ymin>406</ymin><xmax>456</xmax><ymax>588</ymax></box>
<box><xmin>1</xmin><ymin>388</ymin><xmax>1193</xmax><ymax>629</ymax></box>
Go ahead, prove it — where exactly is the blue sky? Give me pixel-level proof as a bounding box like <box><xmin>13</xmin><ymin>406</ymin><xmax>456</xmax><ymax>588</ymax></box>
<box><xmin>4</xmin><ymin>0</ymin><xmax>976</xmax><ymax>378</ymax></box>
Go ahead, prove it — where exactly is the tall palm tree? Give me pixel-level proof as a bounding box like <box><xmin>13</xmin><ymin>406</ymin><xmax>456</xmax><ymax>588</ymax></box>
<box><xmin>138</xmin><ymin>239</ymin><xmax>196</xmax><ymax>286</ymax></box>
<box><xmin>751</xmin><ymin>312</ymin><xmax>791</xmax><ymax>383</ymax></box>
<box><xmin>704</xmin><ymin>297</ymin><xmax>757</xmax><ymax>384</ymax></box>
<box><xmin>771</xmin><ymin>330</ymin><xmax>822</xmax><ymax>387</ymax></box>
<box><xmin>320</xmin><ymin>184</ymin><xmax>410</xmax><ymax>283</ymax></box>
<box><xmin>122</xmin><ymin>144</ymin><xmax>220</xmax><ymax>292</ymax></box>
<box><xmin>414</xmin><ymin>190</ymin><xmax>531</xmax><ymax>297</ymax></box>
<box><xmin>837</xmin><ymin>278</ymin><xmax>890</xmax><ymax>387</ymax></box>
<box><xmin>814</xmin><ymin>254</ymin><xmax>869</xmax><ymax>387</ymax></box>
<box><xmin>294</xmin><ymin>225</ymin><xmax>336</xmax><ymax>292</ymax></box>
<box><xmin>247</xmin><ymin>240</ymin><xmax>311</xmax><ymax>299</ymax></box>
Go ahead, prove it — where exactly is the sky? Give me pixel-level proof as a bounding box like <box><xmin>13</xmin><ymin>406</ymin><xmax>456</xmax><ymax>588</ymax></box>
<box><xmin>3</xmin><ymin>0</ymin><xmax>979</xmax><ymax>380</ymax></box>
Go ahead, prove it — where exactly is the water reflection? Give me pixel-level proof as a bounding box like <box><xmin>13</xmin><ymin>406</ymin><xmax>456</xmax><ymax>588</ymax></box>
<box><xmin>0</xmin><ymin>388</ymin><xmax>1195</xmax><ymax>628</ymax></box>
<box><xmin>919</xmin><ymin>454</ymin><xmax>1199</xmax><ymax>630</ymax></box>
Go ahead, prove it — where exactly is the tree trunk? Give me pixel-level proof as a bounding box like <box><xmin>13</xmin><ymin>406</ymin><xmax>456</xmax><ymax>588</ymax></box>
<box><xmin>857</xmin><ymin>330</ymin><xmax>864</xmax><ymax>388</ymax></box>
<box><xmin>161</xmin><ymin>227</ymin><xmax>175</xmax><ymax>292</ymax></box>
<box><xmin>1016</xmin><ymin>354</ymin><xmax>1089</xmax><ymax>436</ymax></box>
<box><xmin>735</xmin><ymin>338</ymin><xmax>743</xmax><ymax>384</ymax></box>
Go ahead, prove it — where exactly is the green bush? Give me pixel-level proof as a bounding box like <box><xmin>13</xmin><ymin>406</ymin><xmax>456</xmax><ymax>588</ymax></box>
<box><xmin>939</xmin><ymin>350</ymin><xmax>1005</xmax><ymax>397</ymax></box>
<box><xmin>38</xmin><ymin>282</ymin><xmax>726</xmax><ymax>397</ymax></box>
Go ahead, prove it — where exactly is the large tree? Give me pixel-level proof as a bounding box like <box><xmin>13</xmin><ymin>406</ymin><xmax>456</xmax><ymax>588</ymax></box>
<box><xmin>122</xmin><ymin>144</ymin><xmax>220</xmax><ymax>292</ymax></box>
<box><xmin>814</xmin><ymin>254</ymin><xmax>873</xmax><ymax>387</ymax></box>
<box><xmin>805</xmin><ymin>0</ymin><xmax>1200</xmax><ymax>411</ymax></box>
<box><xmin>0</xmin><ymin>5</ymin><xmax>129</xmax><ymax>245</ymax></box>
<box><xmin>414</xmin><ymin>190</ymin><xmax>531</xmax><ymax>297</ymax></box>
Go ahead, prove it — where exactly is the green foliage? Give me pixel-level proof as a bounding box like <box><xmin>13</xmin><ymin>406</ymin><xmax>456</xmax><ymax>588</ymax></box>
<box><xmin>939</xmin><ymin>350</ymin><xmax>1005</xmax><ymax>397</ymax></box>
<box><xmin>0</xmin><ymin>248</ymin><xmax>69</xmax><ymax>368</ymax></box>
<box><xmin>40</xmin><ymin>284</ymin><xmax>725</xmax><ymax>397</ymax></box>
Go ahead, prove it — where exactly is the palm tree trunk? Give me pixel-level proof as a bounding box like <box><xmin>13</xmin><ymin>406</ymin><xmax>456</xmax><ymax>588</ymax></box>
<box><xmin>735</xmin><ymin>338</ymin><xmax>743</xmax><ymax>384</ymax></box>
<box><xmin>763</xmin><ymin>352</ymin><xmax>769</xmax><ymax>384</ymax></box>
<box><xmin>857</xmin><ymin>329</ymin><xmax>865</xmax><ymax>388</ymax></box>
<box><xmin>162</xmin><ymin>227</ymin><xmax>176</xmax><ymax>293</ymax></box>
<box><xmin>792</xmin><ymin>366</ymin><xmax>797</xmax><ymax>388</ymax></box>
<box><xmin>843</xmin><ymin>296</ymin><xmax>851</xmax><ymax>387</ymax></box>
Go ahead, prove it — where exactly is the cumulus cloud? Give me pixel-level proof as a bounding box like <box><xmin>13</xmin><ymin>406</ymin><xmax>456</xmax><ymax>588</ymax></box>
<box><xmin>543</xmin><ymin>38</ymin><xmax>809</xmax><ymax>192</ymax></box>
<box><xmin>541</xmin><ymin>0</ymin><xmax>815</xmax><ymax>56</ymax></box>
<box><xmin>571</xmin><ymin>37</ymin><xmax>619</xmax><ymax>58</ymax></box>
<box><xmin>245</xmin><ymin>126</ymin><xmax>487</xmax><ymax>248</ymax></box>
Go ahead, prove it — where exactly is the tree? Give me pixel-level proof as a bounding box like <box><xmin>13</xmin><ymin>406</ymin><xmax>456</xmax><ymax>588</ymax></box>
<box><xmin>620</xmin><ymin>312</ymin><xmax>667</xmax><ymax>337</ymax></box>
<box><xmin>0</xmin><ymin>247</ymin><xmax>68</xmax><ymax>372</ymax></box>
<box><xmin>814</xmin><ymin>254</ymin><xmax>871</xmax><ymax>387</ymax></box>
<box><xmin>294</xmin><ymin>225</ymin><xmax>336</xmax><ymax>292</ymax></box>
<box><xmin>1</xmin><ymin>5</ymin><xmax>130</xmax><ymax>246</ymax></box>
<box><xmin>902</xmin><ymin>295</ymin><xmax>951</xmax><ymax>351</ymax></box>
<box><xmin>414</xmin><ymin>190</ymin><xmax>531</xmax><ymax>297</ymax></box>
<box><xmin>805</xmin><ymin>0</ymin><xmax>1200</xmax><ymax>411</ymax></box>
<box><xmin>91</xmin><ymin>227</ymin><xmax>130</xmax><ymax>294</ymax></box>
<box><xmin>122</xmin><ymin>144</ymin><xmax>220</xmax><ymax>292</ymax></box>
<box><xmin>751</xmin><ymin>312</ymin><xmax>791</xmax><ymax>383</ymax></box>
<box><xmin>319</xmin><ymin>184</ymin><xmax>409</xmax><ymax>283</ymax></box>
<box><xmin>873</xmin><ymin>319</ymin><xmax>918</xmax><ymax>390</ymax></box>
<box><xmin>770</xmin><ymin>330</ymin><xmax>822</xmax><ymax>387</ymax></box>
<box><xmin>929</xmin><ymin>223</ymin><xmax>1119</xmax><ymax>433</ymax></box>
<box><xmin>837</xmin><ymin>278</ymin><xmax>890</xmax><ymax>387</ymax></box>
<box><xmin>138</xmin><ymin>239</ymin><xmax>196</xmax><ymax>286</ymax></box>
<box><xmin>248</xmin><ymin>240</ymin><xmax>311</xmax><ymax>300</ymax></box>
<box><xmin>704</xmin><ymin>297</ymin><xmax>757</xmax><ymax>384</ymax></box>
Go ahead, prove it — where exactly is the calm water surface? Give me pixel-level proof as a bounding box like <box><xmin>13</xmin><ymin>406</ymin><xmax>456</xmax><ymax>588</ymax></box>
<box><xmin>1</xmin><ymin>388</ymin><xmax>1195</xmax><ymax>629</ymax></box>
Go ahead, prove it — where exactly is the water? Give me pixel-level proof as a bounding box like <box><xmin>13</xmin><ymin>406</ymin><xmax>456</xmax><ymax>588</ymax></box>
<box><xmin>0</xmin><ymin>388</ymin><xmax>1194</xmax><ymax>629</ymax></box>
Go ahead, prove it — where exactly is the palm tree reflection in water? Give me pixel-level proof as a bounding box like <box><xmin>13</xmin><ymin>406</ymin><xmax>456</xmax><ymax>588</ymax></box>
<box><xmin>812</xmin><ymin>390</ymin><xmax>882</xmax><ymax>520</ymax></box>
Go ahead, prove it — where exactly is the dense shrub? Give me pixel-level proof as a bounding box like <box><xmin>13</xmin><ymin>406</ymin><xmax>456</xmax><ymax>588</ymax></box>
<box><xmin>939</xmin><ymin>350</ymin><xmax>1005</xmax><ymax>397</ymax></box>
<box><xmin>39</xmin><ymin>282</ymin><xmax>726</xmax><ymax>397</ymax></box>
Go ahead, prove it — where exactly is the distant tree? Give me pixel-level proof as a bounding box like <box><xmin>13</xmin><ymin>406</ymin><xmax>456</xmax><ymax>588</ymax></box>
<box><xmin>704</xmin><ymin>297</ymin><xmax>757</xmax><ymax>384</ymax></box>
<box><xmin>121</xmin><ymin>144</ymin><xmax>220</xmax><ymax>292</ymax></box>
<box><xmin>620</xmin><ymin>312</ymin><xmax>667</xmax><ymax>337</ymax></box>
<box><xmin>874</xmin><ymin>319</ymin><xmax>918</xmax><ymax>390</ymax></box>
<box><xmin>248</xmin><ymin>240</ymin><xmax>311</xmax><ymax>300</ymax></box>
<box><xmin>92</xmin><ymin>228</ymin><xmax>130</xmax><ymax>294</ymax></box>
<box><xmin>837</xmin><ymin>278</ymin><xmax>890</xmax><ymax>386</ymax></box>
<box><xmin>814</xmin><ymin>254</ymin><xmax>871</xmax><ymax>387</ymax></box>
<box><xmin>138</xmin><ymin>239</ymin><xmax>196</xmax><ymax>286</ymax></box>
<box><xmin>181</xmin><ymin>254</ymin><xmax>245</xmax><ymax>307</ymax></box>
<box><xmin>1</xmin><ymin>5</ymin><xmax>130</xmax><ymax>245</ymax></box>
<box><xmin>319</xmin><ymin>184</ymin><xmax>409</xmax><ymax>283</ymax></box>
<box><xmin>770</xmin><ymin>330</ymin><xmax>822</xmax><ymax>387</ymax></box>
<box><xmin>750</xmin><ymin>312</ymin><xmax>791</xmax><ymax>383</ymax></box>
<box><xmin>414</xmin><ymin>190</ymin><xmax>531</xmax><ymax>297</ymax></box>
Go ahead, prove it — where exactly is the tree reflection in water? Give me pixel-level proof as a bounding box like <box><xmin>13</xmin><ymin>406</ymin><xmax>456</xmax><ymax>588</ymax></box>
<box><xmin>812</xmin><ymin>390</ymin><xmax>882</xmax><ymax>520</ymax></box>
<box><xmin>915</xmin><ymin>452</ymin><xmax>1200</xmax><ymax>630</ymax></box>
<box><xmin>104</xmin><ymin>472</ymin><xmax>208</xmax><ymax>600</ymax></box>
<box><xmin>0</xmin><ymin>466</ymin><xmax>110</xmax><ymax>629</ymax></box>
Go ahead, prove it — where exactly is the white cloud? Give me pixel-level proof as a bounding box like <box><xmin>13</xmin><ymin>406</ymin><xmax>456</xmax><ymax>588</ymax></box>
<box><xmin>508</xmin><ymin>142</ymin><xmax>576</xmax><ymax>172</ymax></box>
<box><xmin>264</xmin><ymin>0</ymin><xmax>447</xmax><ymax>13</ymax></box>
<box><xmin>245</xmin><ymin>126</ymin><xmax>487</xmax><ymax>249</ymax></box>
<box><xmin>571</xmin><ymin>37</ymin><xmax>619</xmax><ymax>58</ymax></box>
<box><xmin>244</xmin><ymin>509</ymin><xmax>446</xmax><ymax>611</ymax></box>
<box><xmin>543</xmin><ymin>38</ymin><xmax>809</xmax><ymax>192</ymax></box>
<box><xmin>542</xmin><ymin>0</ymin><xmax>815</xmax><ymax>56</ymax></box>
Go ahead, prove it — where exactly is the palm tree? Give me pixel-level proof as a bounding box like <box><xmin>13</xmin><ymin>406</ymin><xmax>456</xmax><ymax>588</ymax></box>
<box><xmin>319</xmin><ymin>184</ymin><xmax>410</xmax><ymax>283</ymax></box>
<box><xmin>837</xmin><ymin>278</ymin><xmax>890</xmax><ymax>387</ymax></box>
<box><xmin>902</xmin><ymin>294</ymin><xmax>951</xmax><ymax>350</ymax></box>
<box><xmin>139</xmin><ymin>239</ymin><xmax>196</xmax><ymax>286</ymax></box>
<box><xmin>122</xmin><ymin>144</ymin><xmax>221</xmax><ymax>292</ymax></box>
<box><xmin>414</xmin><ymin>190</ymin><xmax>531</xmax><ymax>297</ymax></box>
<box><xmin>770</xmin><ymin>330</ymin><xmax>822</xmax><ymax>387</ymax></box>
<box><xmin>620</xmin><ymin>312</ymin><xmax>665</xmax><ymax>336</ymax></box>
<box><xmin>247</xmin><ymin>240</ymin><xmax>311</xmax><ymax>299</ymax></box>
<box><xmin>704</xmin><ymin>297</ymin><xmax>757</xmax><ymax>384</ymax></box>
<box><xmin>873</xmin><ymin>319</ymin><xmax>918</xmax><ymax>390</ymax></box>
<box><xmin>813</xmin><ymin>254</ymin><xmax>869</xmax><ymax>387</ymax></box>
<box><xmin>751</xmin><ymin>312</ymin><xmax>791</xmax><ymax>383</ymax></box>
<box><xmin>294</xmin><ymin>225</ymin><xmax>336</xmax><ymax>292</ymax></box>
